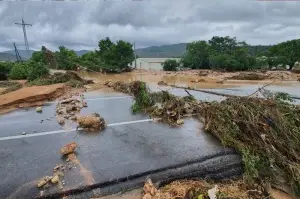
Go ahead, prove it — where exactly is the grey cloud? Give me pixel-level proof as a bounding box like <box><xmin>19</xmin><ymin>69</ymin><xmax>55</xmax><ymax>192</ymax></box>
<box><xmin>0</xmin><ymin>0</ymin><xmax>300</xmax><ymax>52</ymax></box>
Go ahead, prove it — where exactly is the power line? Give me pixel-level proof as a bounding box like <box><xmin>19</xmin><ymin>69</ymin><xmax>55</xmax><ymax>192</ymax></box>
<box><xmin>15</xmin><ymin>18</ymin><xmax>32</xmax><ymax>54</ymax></box>
<box><xmin>13</xmin><ymin>42</ymin><xmax>23</xmax><ymax>63</ymax></box>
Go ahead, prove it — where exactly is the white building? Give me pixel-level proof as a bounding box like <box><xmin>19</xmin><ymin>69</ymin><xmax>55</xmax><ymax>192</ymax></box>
<box><xmin>131</xmin><ymin>58</ymin><xmax>181</xmax><ymax>70</ymax></box>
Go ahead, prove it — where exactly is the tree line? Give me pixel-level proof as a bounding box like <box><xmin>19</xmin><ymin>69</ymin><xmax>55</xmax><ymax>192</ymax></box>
<box><xmin>1</xmin><ymin>36</ymin><xmax>300</xmax><ymax>81</ymax></box>
<box><xmin>0</xmin><ymin>37</ymin><xmax>135</xmax><ymax>80</ymax></box>
<box><xmin>163</xmin><ymin>36</ymin><xmax>300</xmax><ymax>71</ymax></box>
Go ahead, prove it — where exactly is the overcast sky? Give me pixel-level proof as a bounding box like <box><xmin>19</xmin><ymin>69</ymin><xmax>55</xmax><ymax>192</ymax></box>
<box><xmin>0</xmin><ymin>0</ymin><xmax>299</xmax><ymax>51</ymax></box>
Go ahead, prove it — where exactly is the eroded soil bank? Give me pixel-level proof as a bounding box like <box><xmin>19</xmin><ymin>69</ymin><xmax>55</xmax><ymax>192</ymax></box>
<box><xmin>0</xmin><ymin>83</ymin><xmax>70</xmax><ymax>114</ymax></box>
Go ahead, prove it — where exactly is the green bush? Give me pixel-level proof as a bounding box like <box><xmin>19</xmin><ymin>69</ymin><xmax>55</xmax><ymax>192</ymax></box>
<box><xmin>9</xmin><ymin>63</ymin><xmax>29</xmax><ymax>80</ymax></box>
<box><xmin>27</xmin><ymin>62</ymin><xmax>49</xmax><ymax>81</ymax></box>
<box><xmin>0</xmin><ymin>62</ymin><xmax>14</xmax><ymax>80</ymax></box>
<box><xmin>162</xmin><ymin>59</ymin><xmax>178</xmax><ymax>71</ymax></box>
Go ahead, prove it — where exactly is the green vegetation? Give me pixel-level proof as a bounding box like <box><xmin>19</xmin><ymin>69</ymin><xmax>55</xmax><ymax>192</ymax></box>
<box><xmin>180</xmin><ymin>37</ymin><xmax>300</xmax><ymax>71</ymax></box>
<box><xmin>181</xmin><ymin>36</ymin><xmax>259</xmax><ymax>71</ymax></box>
<box><xmin>28</xmin><ymin>37</ymin><xmax>135</xmax><ymax>73</ymax></box>
<box><xmin>162</xmin><ymin>59</ymin><xmax>179</xmax><ymax>71</ymax></box>
<box><xmin>0</xmin><ymin>62</ymin><xmax>14</xmax><ymax>80</ymax></box>
<box><xmin>8</xmin><ymin>63</ymin><xmax>29</xmax><ymax>80</ymax></box>
<box><xmin>8</xmin><ymin>61</ymin><xmax>49</xmax><ymax>80</ymax></box>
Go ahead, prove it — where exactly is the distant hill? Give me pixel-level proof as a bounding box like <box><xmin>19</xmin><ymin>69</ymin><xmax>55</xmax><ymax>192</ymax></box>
<box><xmin>0</xmin><ymin>52</ymin><xmax>23</xmax><ymax>61</ymax></box>
<box><xmin>2</xmin><ymin>50</ymin><xmax>34</xmax><ymax>60</ymax></box>
<box><xmin>75</xmin><ymin>50</ymin><xmax>90</xmax><ymax>56</ymax></box>
<box><xmin>135</xmin><ymin>43</ymin><xmax>187</xmax><ymax>58</ymax></box>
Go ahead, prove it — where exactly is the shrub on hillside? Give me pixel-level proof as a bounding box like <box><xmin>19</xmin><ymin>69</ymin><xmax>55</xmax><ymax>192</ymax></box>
<box><xmin>9</xmin><ymin>63</ymin><xmax>29</xmax><ymax>80</ymax></box>
<box><xmin>162</xmin><ymin>59</ymin><xmax>178</xmax><ymax>71</ymax></box>
<box><xmin>0</xmin><ymin>62</ymin><xmax>14</xmax><ymax>80</ymax></box>
<box><xmin>27</xmin><ymin>62</ymin><xmax>49</xmax><ymax>81</ymax></box>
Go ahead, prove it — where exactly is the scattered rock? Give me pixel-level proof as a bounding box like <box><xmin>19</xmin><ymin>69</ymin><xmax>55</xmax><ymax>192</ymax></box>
<box><xmin>37</xmin><ymin>180</ymin><xmax>47</xmax><ymax>188</ymax></box>
<box><xmin>191</xmin><ymin>78</ymin><xmax>205</xmax><ymax>83</ymax></box>
<box><xmin>53</xmin><ymin>164</ymin><xmax>63</xmax><ymax>171</ymax></box>
<box><xmin>60</xmin><ymin>142</ymin><xmax>77</xmax><ymax>155</ymax></box>
<box><xmin>76</xmin><ymin>113</ymin><xmax>106</xmax><ymax>132</ymax></box>
<box><xmin>82</xmin><ymin>101</ymin><xmax>88</xmax><ymax>107</ymax></box>
<box><xmin>66</xmin><ymin>105</ymin><xmax>73</xmax><ymax>112</ymax></box>
<box><xmin>208</xmin><ymin>185</ymin><xmax>218</xmax><ymax>199</ymax></box>
<box><xmin>51</xmin><ymin>175</ymin><xmax>59</xmax><ymax>184</ymax></box>
<box><xmin>176</xmin><ymin>119</ymin><xmax>184</xmax><ymax>125</ymax></box>
<box><xmin>37</xmin><ymin>176</ymin><xmax>52</xmax><ymax>188</ymax></box>
<box><xmin>143</xmin><ymin>179</ymin><xmax>157</xmax><ymax>196</ymax></box>
<box><xmin>36</xmin><ymin>107</ymin><xmax>42</xmax><ymax>113</ymax></box>
<box><xmin>70</xmin><ymin>116</ymin><xmax>77</xmax><ymax>121</ymax></box>
<box><xmin>21</xmin><ymin>132</ymin><xmax>26</xmax><ymax>135</ymax></box>
<box><xmin>56</xmin><ymin>116</ymin><xmax>65</xmax><ymax>125</ymax></box>
<box><xmin>157</xmin><ymin>81</ymin><xmax>168</xmax><ymax>86</ymax></box>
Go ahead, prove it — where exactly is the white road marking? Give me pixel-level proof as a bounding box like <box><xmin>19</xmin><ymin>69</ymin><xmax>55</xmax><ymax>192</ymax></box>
<box><xmin>0</xmin><ymin>119</ymin><xmax>153</xmax><ymax>141</ymax></box>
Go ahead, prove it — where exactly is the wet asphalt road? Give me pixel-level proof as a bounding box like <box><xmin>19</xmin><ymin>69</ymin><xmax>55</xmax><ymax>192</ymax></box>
<box><xmin>0</xmin><ymin>89</ymin><xmax>243</xmax><ymax>199</ymax></box>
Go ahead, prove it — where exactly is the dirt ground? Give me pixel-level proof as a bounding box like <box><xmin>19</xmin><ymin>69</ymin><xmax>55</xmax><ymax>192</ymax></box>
<box><xmin>0</xmin><ymin>83</ymin><xmax>68</xmax><ymax>114</ymax></box>
<box><xmin>82</xmin><ymin>70</ymin><xmax>300</xmax><ymax>91</ymax></box>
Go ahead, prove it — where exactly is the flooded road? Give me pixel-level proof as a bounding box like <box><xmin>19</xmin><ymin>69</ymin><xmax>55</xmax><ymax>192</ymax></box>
<box><xmin>81</xmin><ymin>70</ymin><xmax>299</xmax><ymax>91</ymax></box>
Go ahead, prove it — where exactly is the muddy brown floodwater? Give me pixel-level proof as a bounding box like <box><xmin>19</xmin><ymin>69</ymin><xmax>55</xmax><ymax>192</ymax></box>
<box><xmin>80</xmin><ymin>70</ymin><xmax>299</xmax><ymax>91</ymax></box>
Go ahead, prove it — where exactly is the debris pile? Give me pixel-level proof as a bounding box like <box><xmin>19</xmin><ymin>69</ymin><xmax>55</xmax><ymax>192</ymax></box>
<box><xmin>105</xmin><ymin>80</ymin><xmax>300</xmax><ymax>196</ymax></box>
<box><xmin>36</xmin><ymin>143</ymin><xmax>78</xmax><ymax>191</ymax></box>
<box><xmin>55</xmin><ymin>94</ymin><xmax>87</xmax><ymax>125</ymax></box>
<box><xmin>76</xmin><ymin>113</ymin><xmax>106</xmax><ymax>132</ymax></box>
<box><xmin>142</xmin><ymin>179</ymin><xmax>266</xmax><ymax>199</ymax></box>
<box><xmin>60</xmin><ymin>142</ymin><xmax>77</xmax><ymax>155</ymax></box>
<box><xmin>198</xmin><ymin>97</ymin><xmax>300</xmax><ymax>195</ymax></box>
<box><xmin>148</xmin><ymin>93</ymin><xmax>197</xmax><ymax>125</ymax></box>
<box><xmin>158</xmin><ymin>80</ymin><xmax>168</xmax><ymax>86</ymax></box>
<box><xmin>228</xmin><ymin>72</ymin><xmax>267</xmax><ymax>80</ymax></box>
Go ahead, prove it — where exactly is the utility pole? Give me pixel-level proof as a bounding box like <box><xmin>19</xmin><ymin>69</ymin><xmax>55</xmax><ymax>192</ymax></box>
<box><xmin>134</xmin><ymin>42</ymin><xmax>137</xmax><ymax>69</ymax></box>
<box><xmin>15</xmin><ymin>18</ymin><xmax>32</xmax><ymax>55</ymax></box>
<box><xmin>13</xmin><ymin>42</ymin><xmax>22</xmax><ymax>63</ymax></box>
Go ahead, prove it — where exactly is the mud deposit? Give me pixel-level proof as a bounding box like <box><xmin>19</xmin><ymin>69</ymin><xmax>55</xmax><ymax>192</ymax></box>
<box><xmin>82</xmin><ymin>70</ymin><xmax>299</xmax><ymax>91</ymax></box>
<box><xmin>0</xmin><ymin>83</ymin><xmax>68</xmax><ymax>114</ymax></box>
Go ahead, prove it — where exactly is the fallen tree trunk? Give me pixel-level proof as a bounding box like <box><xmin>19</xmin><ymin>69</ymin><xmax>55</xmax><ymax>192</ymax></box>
<box><xmin>169</xmin><ymin>84</ymin><xmax>237</xmax><ymax>98</ymax></box>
